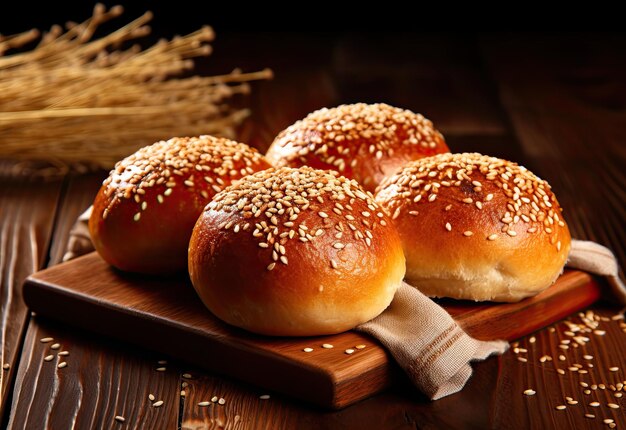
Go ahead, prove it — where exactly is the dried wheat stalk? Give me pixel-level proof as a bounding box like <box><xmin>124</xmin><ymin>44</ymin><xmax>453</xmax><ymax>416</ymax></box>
<box><xmin>0</xmin><ymin>4</ymin><xmax>271</xmax><ymax>172</ymax></box>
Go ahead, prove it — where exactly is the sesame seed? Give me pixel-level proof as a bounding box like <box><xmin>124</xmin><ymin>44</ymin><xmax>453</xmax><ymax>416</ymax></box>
<box><xmin>609</xmin><ymin>367</ymin><xmax>619</xmax><ymax>372</ymax></box>
<box><xmin>604</xmin><ymin>419</ymin><xmax>615</xmax><ymax>424</ymax></box>
<box><xmin>506</xmin><ymin>230</ymin><xmax>517</xmax><ymax>237</ymax></box>
<box><xmin>333</xmin><ymin>242</ymin><xmax>345</xmax><ymax>249</ymax></box>
<box><xmin>267</xmin><ymin>263</ymin><xmax>276</xmax><ymax>271</ymax></box>
<box><xmin>590</xmin><ymin>402</ymin><xmax>600</xmax><ymax>407</ymax></box>
<box><xmin>198</xmin><ymin>401</ymin><xmax>210</xmax><ymax>407</ymax></box>
<box><xmin>157</xmin><ymin>195</ymin><xmax>164</xmax><ymax>204</ymax></box>
<box><xmin>259</xmin><ymin>394</ymin><xmax>270</xmax><ymax>400</ymax></box>
<box><xmin>164</xmin><ymin>188</ymin><xmax>173</xmax><ymax>196</ymax></box>
<box><xmin>50</xmin><ymin>343</ymin><xmax>60</xmax><ymax>350</ymax></box>
<box><xmin>115</xmin><ymin>416</ymin><xmax>125</xmax><ymax>423</ymax></box>
<box><xmin>181</xmin><ymin>391</ymin><xmax>186</xmax><ymax>396</ymax></box>
<box><xmin>607</xmin><ymin>403</ymin><xmax>620</xmax><ymax>409</ymax></box>
<box><xmin>40</xmin><ymin>337</ymin><xmax>53</xmax><ymax>343</ymax></box>
<box><xmin>182</xmin><ymin>373</ymin><xmax>192</xmax><ymax>379</ymax></box>
<box><xmin>355</xmin><ymin>344</ymin><xmax>366</xmax><ymax>349</ymax></box>
<box><xmin>318</xmin><ymin>211</ymin><xmax>328</xmax><ymax>218</ymax></box>
<box><xmin>555</xmin><ymin>405</ymin><xmax>566</xmax><ymax>410</ymax></box>
<box><xmin>594</xmin><ymin>330</ymin><xmax>606</xmax><ymax>336</ymax></box>
<box><xmin>463</xmin><ymin>231</ymin><xmax>473</xmax><ymax>237</ymax></box>
<box><xmin>57</xmin><ymin>362</ymin><xmax>67</xmax><ymax>369</ymax></box>
<box><xmin>488</xmin><ymin>234</ymin><xmax>498</xmax><ymax>241</ymax></box>
<box><xmin>557</xmin><ymin>369</ymin><xmax>565</xmax><ymax>375</ymax></box>
<box><xmin>303</xmin><ymin>348</ymin><xmax>313</xmax><ymax>353</ymax></box>
<box><xmin>322</xmin><ymin>344</ymin><xmax>334</xmax><ymax>349</ymax></box>
<box><xmin>523</xmin><ymin>389</ymin><xmax>536</xmax><ymax>396</ymax></box>
<box><xmin>462</xmin><ymin>198</ymin><xmax>473</xmax><ymax>204</ymax></box>
<box><xmin>445</xmin><ymin>223</ymin><xmax>452</xmax><ymax>231</ymax></box>
<box><xmin>153</xmin><ymin>400</ymin><xmax>164</xmax><ymax>407</ymax></box>
<box><xmin>149</xmin><ymin>394</ymin><xmax>155</xmax><ymax>401</ymax></box>
<box><xmin>133</xmin><ymin>213</ymin><xmax>141</xmax><ymax>222</ymax></box>
<box><xmin>585</xmin><ymin>414</ymin><xmax>595</xmax><ymax>419</ymax></box>
<box><xmin>517</xmin><ymin>357</ymin><xmax>528</xmax><ymax>363</ymax></box>
<box><xmin>211</xmin><ymin>396</ymin><xmax>218</xmax><ymax>402</ymax></box>
<box><xmin>218</xmin><ymin>398</ymin><xmax>226</xmax><ymax>405</ymax></box>
<box><xmin>345</xmin><ymin>349</ymin><xmax>355</xmax><ymax>355</ymax></box>
<box><xmin>156</xmin><ymin>367</ymin><xmax>166</xmax><ymax>372</ymax></box>
<box><xmin>44</xmin><ymin>355</ymin><xmax>54</xmax><ymax>362</ymax></box>
<box><xmin>529</xmin><ymin>336</ymin><xmax>536</xmax><ymax>343</ymax></box>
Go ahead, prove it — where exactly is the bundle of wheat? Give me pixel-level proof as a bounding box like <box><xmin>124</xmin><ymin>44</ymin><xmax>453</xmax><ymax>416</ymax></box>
<box><xmin>0</xmin><ymin>4</ymin><xmax>271</xmax><ymax>173</ymax></box>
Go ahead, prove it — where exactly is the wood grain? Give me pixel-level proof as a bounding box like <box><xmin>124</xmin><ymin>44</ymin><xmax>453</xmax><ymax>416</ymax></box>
<box><xmin>7</xmin><ymin>318</ymin><xmax>181</xmax><ymax>429</ymax></box>
<box><xmin>23</xmin><ymin>252</ymin><xmax>601</xmax><ymax>409</ymax></box>
<box><xmin>0</xmin><ymin>168</ymin><xmax>64</xmax><ymax>416</ymax></box>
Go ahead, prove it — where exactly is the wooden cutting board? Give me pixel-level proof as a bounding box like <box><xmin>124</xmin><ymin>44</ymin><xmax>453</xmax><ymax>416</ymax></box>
<box><xmin>23</xmin><ymin>252</ymin><xmax>601</xmax><ymax>409</ymax></box>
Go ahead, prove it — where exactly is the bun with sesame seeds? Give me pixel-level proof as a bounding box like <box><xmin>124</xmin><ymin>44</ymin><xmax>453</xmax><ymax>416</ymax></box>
<box><xmin>265</xmin><ymin>103</ymin><xmax>449</xmax><ymax>193</ymax></box>
<box><xmin>89</xmin><ymin>135</ymin><xmax>272</xmax><ymax>274</ymax></box>
<box><xmin>188</xmin><ymin>166</ymin><xmax>406</xmax><ymax>336</ymax></box>
<box><xmin>375</xmin><ymin>153</ymin><xmax>572</xmax><ymax>302</ymax></box>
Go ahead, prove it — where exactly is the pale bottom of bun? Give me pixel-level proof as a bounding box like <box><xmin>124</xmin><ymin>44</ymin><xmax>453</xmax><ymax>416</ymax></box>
<box><xmin>222</xmin><ymin>275</ymin><xmax>403</xmax><ymax>337</ymax></box>
<box><xmin>405</xmin><ymin>265</ymin><xmax>565</xmax><ymax>303</ymax></box>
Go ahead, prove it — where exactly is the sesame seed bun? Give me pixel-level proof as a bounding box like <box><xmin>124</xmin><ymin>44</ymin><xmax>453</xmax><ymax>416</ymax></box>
<box><xmin>265</xmin><ymin>103</ymin><xmax>449</xmax><ymax>192</ymax></box>
<box><xmin>89</xmin><ymin>136</ymin><xmax>272</xmax><ymax>274</ymax></box>
<box><xmin>188</xmin><ymin>166</ymin><xmax>406</xmax><ymax>336</ymax></box>
<box><xmin>375</xmin><ymin>153</ymin><xmax>571</xmax><ymax>302</ymax></box>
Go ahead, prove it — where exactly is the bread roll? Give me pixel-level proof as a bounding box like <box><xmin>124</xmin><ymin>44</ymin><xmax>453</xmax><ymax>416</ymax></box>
<box><xmin>188</xmin><ymin>166</ymin><xmax>406</xmax><ymax>336</ymax></box>
<box><xmin>90</xmin><ymin>135</ymin><xmax>271</xmax><ymax>274</ymax></box>
<box><xmin>375</xmin><ymin>153</ymin><xmax>571</xmax><ymax>302</ymax></box>
<box><xmin>265</xmin><ymin>103</ymin><xmax>449</xmax><ymax>192</ymax></box>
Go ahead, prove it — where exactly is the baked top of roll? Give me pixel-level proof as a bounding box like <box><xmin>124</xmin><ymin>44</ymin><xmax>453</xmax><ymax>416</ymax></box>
<box><xmin>265</xmin><ymin>103</ymin><xmax>449</xmax><ymax>192</ymax></box>
<box><xmin>89</xmin><ymin>135</ymin><xmax>271</xmax><ymax>274</ymax></box>
<box><xmin>375</xmin><ymin>152</ymin><xmax>571</xmax><ymax>302</ymax></box>
<box><xmin>188</xmin><ymin>166</ymin><xmax>406</xmax><ymax>336</ymax></box>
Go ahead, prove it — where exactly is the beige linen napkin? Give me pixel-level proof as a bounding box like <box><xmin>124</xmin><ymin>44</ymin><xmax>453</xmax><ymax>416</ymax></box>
<box><xmin>63</xmin><ymin>207</ymin><xmax>626</xmax><ymax>400</ymax></box>
<box><xmin>356</xmin><ymin>283</ymin><xmax>508</xmax><ymax>399</ymax></box>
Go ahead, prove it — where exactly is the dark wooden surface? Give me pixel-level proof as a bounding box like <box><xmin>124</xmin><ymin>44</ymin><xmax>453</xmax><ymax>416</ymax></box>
<box><xmin>1</xmin><ymin>32</ymin><xmax>624</xmax><ymax>428</ymax></box>
<box><xmin>22</xmin><ymin>253</ymin><xmax>600</xmax><ymax>409</ymax></box>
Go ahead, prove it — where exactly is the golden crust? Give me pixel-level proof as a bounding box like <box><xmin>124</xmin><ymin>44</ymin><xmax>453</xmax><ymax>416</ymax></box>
<box><xmin>266</xmin><ymin>103</ymin><xmax>448</xmax><ymax>192</ymax></box>
<box><xmin>89</xmin><ymin>135</ymin><xmax>271</xmax><ymax>274</ymax></box>
<box><xmin>375</xmin><ymin>153</ymin><xmax>571</xmax><ymax>302</ymax></box>
<box><xmin>189</xmin><ymin>166</ymin><xmax>406</xmax><ymax>336</ymax></box>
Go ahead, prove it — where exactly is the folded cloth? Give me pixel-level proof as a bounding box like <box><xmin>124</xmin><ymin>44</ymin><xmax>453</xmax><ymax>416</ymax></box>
<box><xmin>63</xmin><ymin>207</ymin><xmax>626</xmax><ymax>399</ymax></box>
<box><xmin>62</xmin><ymin>206</ymin><xmax>93</xmax><ymax>263</ymax></box>
<box><xmin>356</xmin><ymin>282</ymin><xmax>508</xmax><ymax>400</ymax></box>
<box><xmin>567</xmin><ymin>239</ymin><xmax>626</xmax><ymax>304</ymax></box>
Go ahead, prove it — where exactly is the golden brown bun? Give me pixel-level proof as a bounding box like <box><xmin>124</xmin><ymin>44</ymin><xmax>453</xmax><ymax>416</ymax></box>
<box><xmin>375</xmin><ymin>153</ymin><xmax>571</xmax><ymax>302</ymax></box>
<box><xmin>89</xmin><ymin>136</ymin><xmax>271</xmax><ymax>274</ymax></box>
<box><xmin>188</xmin><ymin>166</ymin><xmax>406</xmax><ymax>336</ymax></box>
<box><xmin>265</xmin><ymin>103</ymin><xmax>449</xmax><ymax>192</ymax></box>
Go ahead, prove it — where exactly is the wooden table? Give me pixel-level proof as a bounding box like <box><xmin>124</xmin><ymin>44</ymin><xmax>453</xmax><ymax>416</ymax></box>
<box><xmin>1</xmin><ymin>32</ymin><xmax>625</xmax><ymax>429</ymax></box>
